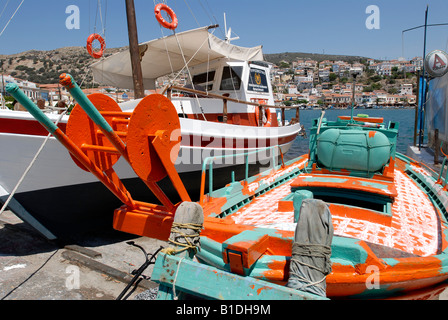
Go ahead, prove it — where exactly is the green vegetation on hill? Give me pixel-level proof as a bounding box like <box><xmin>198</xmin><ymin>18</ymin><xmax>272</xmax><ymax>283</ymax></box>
<box><xmin>264</xmin><ymin>52</ymin><xmax>371</xmax><ymax>65</ymax></box>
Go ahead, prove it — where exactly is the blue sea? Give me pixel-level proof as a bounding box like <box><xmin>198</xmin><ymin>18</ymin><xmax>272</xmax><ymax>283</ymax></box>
<box><xmin>284</xmin><ymin>108</ymin><xmax>416</xmax><ymax>161</ymax></box>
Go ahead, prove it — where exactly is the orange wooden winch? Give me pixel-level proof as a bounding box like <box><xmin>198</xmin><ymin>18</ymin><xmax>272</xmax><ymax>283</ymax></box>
<box><xmin>59</xmin><ymin>74</ymin><xmax>191</xmax><ymax>240</ymax></box>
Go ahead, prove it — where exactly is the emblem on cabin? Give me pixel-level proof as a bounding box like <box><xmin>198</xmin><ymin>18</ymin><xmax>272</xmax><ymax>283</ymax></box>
<box><xmin>255</xmin><ymin>72</ymin><xmax>262</xmax><ymax>85</ymax></box>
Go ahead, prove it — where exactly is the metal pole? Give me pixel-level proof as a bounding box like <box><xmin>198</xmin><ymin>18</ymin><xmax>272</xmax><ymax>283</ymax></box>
<box><xmin>125</xmin><ymin>0</ymin><xmax>145</xmax><ymax>99</ymax></box>
<box><xmin>418</xmin><ymin>5</ymin><xmax>429</xmax><ymax>150</ymax></box>
<box><xmin>350</xmin><ymin>73</ymin><xmax>357</xmax><ymax>122</ymax></box>
<box><xmin>1</xmin><ymin>72</ymin><xmax>5</xmax><ymax>109</ymax></box>
<box><xmin>414</xmin><ymin>70</ymin><xmax>420</xmax><ymax>146</ymax></box>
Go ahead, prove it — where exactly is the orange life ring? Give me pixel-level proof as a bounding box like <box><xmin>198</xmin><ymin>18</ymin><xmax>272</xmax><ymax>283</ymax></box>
<box><xmin>86</xmin><ymin>34</ymin><xmax>106</xmax><ymax>59</ymax></box>
<box><xmin>254</xmin><ymin>107</ymin><xmax>272</xmax><ymax>127</ymax></box>
<box><xmin>154</xmin><ymin>3</ymin><xmax>178</xmax><ymax>30</ymax></box>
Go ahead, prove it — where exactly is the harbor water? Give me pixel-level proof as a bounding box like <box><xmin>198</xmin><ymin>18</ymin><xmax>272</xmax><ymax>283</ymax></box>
<box><xmin>284</xmin><ymin>108</ymin><xmax>416</xmax><ymax>161</ymax></box>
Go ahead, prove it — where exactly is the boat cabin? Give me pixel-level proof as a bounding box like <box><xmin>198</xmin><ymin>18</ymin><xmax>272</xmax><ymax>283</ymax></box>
<box><xmin>90</xmin><ymin>26</ymin><xmax>279</xmax><ymax>128</ymax></box>
<box><xmin>168</xmin><ymin>58</ymin><xmax>277</xmax><ymax>126</ymax></box>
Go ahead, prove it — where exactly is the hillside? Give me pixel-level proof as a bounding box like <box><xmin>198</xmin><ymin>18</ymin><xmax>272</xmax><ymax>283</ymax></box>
<box><xmin>0</xmin><ymin>46</ymin><xmax>371</xmax><ymax>86</ymax></box>
<box><xmin>264</xmin><ymin>52</ymin><xmax>372</xmax><ymax>65</ymax></box>
<box><xmin>0</xmin><ymin>46</ymin><xmax>124</xmax><ymax>86</ymax></box>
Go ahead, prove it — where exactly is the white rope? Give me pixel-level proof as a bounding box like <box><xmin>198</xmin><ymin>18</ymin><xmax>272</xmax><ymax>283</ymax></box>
<box><xmin>172</xmin><ymin>257</ymin><xmax>184</xmax><ymax>300</ymax></box>
<box><xmin>0</xmin><ymin>109</ymin><xmax>68</xmax><ymax>216</ymax></box>
<box><xmin>172</xmin><ymin>31</ymin><xmax>207</xmax><ymax>121</ymax></box>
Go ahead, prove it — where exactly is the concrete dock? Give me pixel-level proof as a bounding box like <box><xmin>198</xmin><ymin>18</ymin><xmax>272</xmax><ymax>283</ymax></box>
<box><xmin>0</xmin><ymin>210</ymin><xmax>165</xmax><ymax>300</ymax></box>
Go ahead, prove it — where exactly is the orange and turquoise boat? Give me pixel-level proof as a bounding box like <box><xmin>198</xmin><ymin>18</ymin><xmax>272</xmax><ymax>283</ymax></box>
<box><xmin>190</xmin><ymin>114</ymin><xmax>448</xmax><ymax>299</ymax></box>
<box><xmin>7</xmin><ymin>69</ymin><xmax>448</xmax><ymax>299</ymax></box>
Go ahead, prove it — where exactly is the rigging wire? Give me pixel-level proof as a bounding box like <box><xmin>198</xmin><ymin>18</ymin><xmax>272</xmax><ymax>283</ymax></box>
<box><xmin>155</xmin><ymin>0</ymin><xmax>208</xmax><ymax>119</ymax></box>
<box><xmin>89</xmin><ymin>0</ymin><xmax>108</xmax><ymax>54</ymax></box>
<box><xmin>0</xmin><ymin>0</ymin><xmax>25</xmax><ymax>39</ymax></box>
<box><xmin>0</xmin><ymin>0</ymin><xmax>11</xmax><ymax>21</ymax></box>
<box><xmin>183</xmin><ymin>0</ymin><xmax>200</xmax><ymax>27</ymax></box>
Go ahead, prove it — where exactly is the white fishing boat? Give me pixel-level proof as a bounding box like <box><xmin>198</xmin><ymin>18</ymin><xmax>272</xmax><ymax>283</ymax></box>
<box><xmin>0</xmin><ymin>5</ymin><xmax>301</xmax><ymax>239</ymax></box>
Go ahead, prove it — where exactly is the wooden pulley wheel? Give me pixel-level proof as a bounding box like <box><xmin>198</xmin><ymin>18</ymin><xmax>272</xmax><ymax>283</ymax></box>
<box><xmin>66</xmin><ymin>93</ymin><xmax>127</xmax><ymax>172</ymax></box>
<box><xmin>126</xmin><ymin>94</ymin><xmax>181</xmax><ymax>183</ymax></box>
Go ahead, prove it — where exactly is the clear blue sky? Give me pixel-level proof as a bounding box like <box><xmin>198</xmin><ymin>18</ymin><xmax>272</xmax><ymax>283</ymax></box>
<box><xmin>1</xmin><ymin>0</ymin><xmax>448</xmax><ymax>60</ymax></box>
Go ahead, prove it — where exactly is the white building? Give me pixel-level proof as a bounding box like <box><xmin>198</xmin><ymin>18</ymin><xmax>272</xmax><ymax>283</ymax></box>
<box><xmin>1</xmin><ymin>74</ymin><xmax>41</xmax><ymax>101</ymax></box>
<box><xmin>400</xmin><ymin>83</ymin><xmax>413</xmax><ymax>96</ymax></box>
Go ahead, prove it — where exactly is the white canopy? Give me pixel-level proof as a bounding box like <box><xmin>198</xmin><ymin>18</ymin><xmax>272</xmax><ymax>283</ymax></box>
<box><xmin>91</xmin><ymin>26</ymin><xmax>264</xmax><ymax>90</ymax></box>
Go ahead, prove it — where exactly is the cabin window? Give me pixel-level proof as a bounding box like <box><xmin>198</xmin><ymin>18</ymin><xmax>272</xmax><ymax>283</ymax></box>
<box><xmin>192</xmin><ymin>70</ymin><xmax>216</xmax><ymax>91</ymax></box>
<box><xmin>248</xmin><ymin>68</ymin><xmax>269</xmax><ymax>93</ymax></box>
<box><xmin>220</xmin><ymin>66</ymin><xmax>243</xmax><ymax>91</ymax></box>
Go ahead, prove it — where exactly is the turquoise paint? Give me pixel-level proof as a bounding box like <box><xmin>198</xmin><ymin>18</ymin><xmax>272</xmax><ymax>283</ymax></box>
<box><xmin>293</xmin><ymin>190</ymin><xmax>313</xmax><ymax>222</ymax></box>
<box><xmin>406</xmin><ymin>166</ymin><xmax>448</xmax><ymax>222</ymax></box>
<box><xmin>300</xmin><ymin>175</ymin><xmax>392</xmax><ymax>194</ymax></box>
<box><xmin>248</xmin><ymin>255</ymin><xmax>290</xmax><ymax>280</ymax></box>
<box><xmin>63</xmin><ymin>74</ymin><xmax>115</xmax><ymax>134</ymax></box>
<box><xmin>152</xmin><ymin>252</ymin><xmax>327</xmax><ymax>300</ymax></box>
<box><xmin>381</xmin><ymin>258</ymin><xmax>401</xmax><ymax>267</ymax></box>
<box><xmin>357</xmin><ymin>180</ymin><xmax>389</xmax><ymax>191</ymax></box>
<box><xmin>395</xmin><ymin>152</ymin><xmax>413</xmax><ymax>164</ymax></box>
<box><xmin>6</xmin><ymin>83</ymin><xmax>58</xmax><ymax>134</ymax></box>
<box><xmin>331</xmin><ymin>236</ymin><xmax>369</xmax><ymax>265</ymax></box>
<box><xmin>198</xmin><ymin>237</ymin><xmax>227</xmax><ymax>269</ymax></box>
<box><xmin>301</xmin><ymin>176</ymin><xmax>348</xmax><ymax>184</ymax></box>
<box><xmin>222</xmin><ymin>230</ymin><xmax>266</xmax><ymax>247</ymax></box>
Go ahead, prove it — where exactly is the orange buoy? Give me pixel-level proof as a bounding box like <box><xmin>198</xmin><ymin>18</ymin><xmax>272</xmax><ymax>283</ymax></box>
<box><xmin>154</xmin><ymin>3</ymin><xmax>178</xmax><ymax>30</ymax></box>
<box><xmin>86</xmin><ymin>33</ymin><xmax>106</xmax><ymax>59</ymax></box>
<box><xmin>254</xmin><ymin>107</ymin><xmax>272</xmax><ymax>127</ymax></box>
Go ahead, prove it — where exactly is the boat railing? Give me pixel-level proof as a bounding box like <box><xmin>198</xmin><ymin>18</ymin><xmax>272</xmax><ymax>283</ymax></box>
<box><xmin>165</xmin><ymin>85</ymin><xmax>301</xmax><ymax>126</ymax></box>
<box><xmin>199</xmin><ymin>145</ymin><xmax>285</xmax><ymax>204</ymax></box>
<box><xmin>437</xmin><ymin>143</ymin><xmax>448</xmax><ymax>189</ymax></box>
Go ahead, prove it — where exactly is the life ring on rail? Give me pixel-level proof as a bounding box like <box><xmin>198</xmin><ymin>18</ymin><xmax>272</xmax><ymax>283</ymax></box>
<box><xmin>254</xmin><ymin>107</ymin><xmax>272</xmax><ymax>127</ymax></box>
<box><xmin>86</xmin><ymin>33</ymin><xmax>106</xmax><ymax>59</ymax></box>
<box><xmin>154</xmin><ymin>3</ymin><xmax>178</xmax><ymax>30</ymax></box>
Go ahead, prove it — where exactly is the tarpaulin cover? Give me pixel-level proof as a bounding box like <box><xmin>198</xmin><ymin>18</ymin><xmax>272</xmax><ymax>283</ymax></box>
<box><xmin>427</xmin><ymin>73</ymin><xmax>448</xmax><ymax>142</ymax></box>
<box><xmin>91</xmin><ymin>26</ymin><xmax>263</xmax><ymax>90</ymax></box>
<box><xmin>287</xmin><ymin>199</ymin><xmax>333</xmax><ymax>297</ymax></box>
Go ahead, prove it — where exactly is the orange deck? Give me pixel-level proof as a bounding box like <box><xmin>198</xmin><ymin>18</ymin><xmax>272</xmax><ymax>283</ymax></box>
<box><xmin>227</xmin><ymin>160</ymin><xmax>445</xmax><ymax>258</ymax></box>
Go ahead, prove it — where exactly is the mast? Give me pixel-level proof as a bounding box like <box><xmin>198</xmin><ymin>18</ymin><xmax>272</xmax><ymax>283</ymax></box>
<box><xmin>418</xmin><ymin>5</ymin><xmax>429</xmax><ymax>150</ymax></box>
<box><xmin>125</xmin><ymin>0</ymin><xmax>145</xmax><ymax>99</ymax></box>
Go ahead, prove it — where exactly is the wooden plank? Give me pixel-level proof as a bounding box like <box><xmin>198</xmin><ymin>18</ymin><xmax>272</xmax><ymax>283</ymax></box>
<box><xmin>152</xmin><ymin>252</ymin><xmax>327</xmax><ymax>300</ymax></box>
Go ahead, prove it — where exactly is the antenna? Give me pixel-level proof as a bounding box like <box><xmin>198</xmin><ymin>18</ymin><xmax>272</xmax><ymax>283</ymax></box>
<box><xmin>224</xmin><ymin>12</ymin><xmax>240</xmax><ymax>43</ymax></box>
